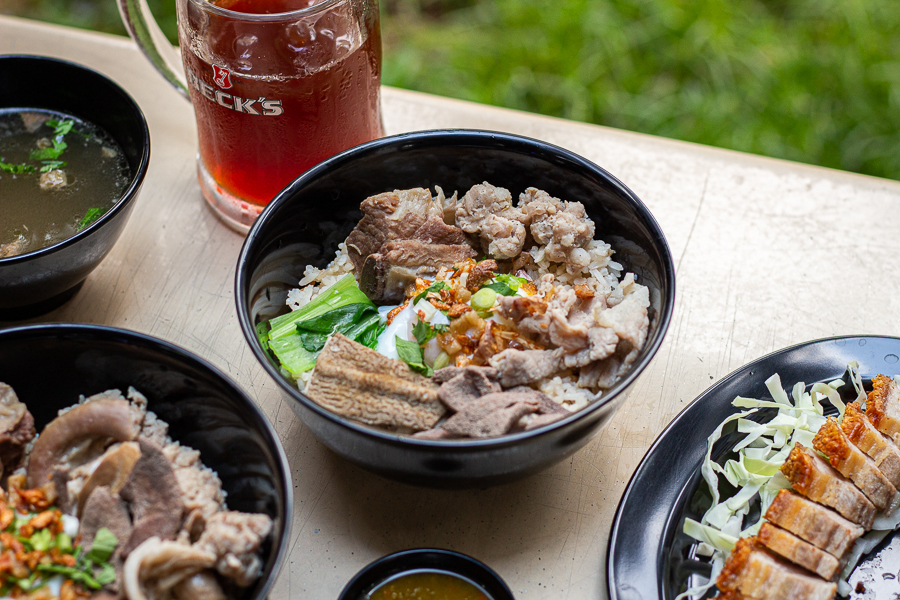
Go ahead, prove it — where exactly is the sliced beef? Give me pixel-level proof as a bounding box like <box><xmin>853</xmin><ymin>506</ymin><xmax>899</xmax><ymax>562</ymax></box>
<box><xmin>440</xmin><ymin>390</ymin><xmax>541</xmax><ymax>438</ymax></box>
<box><xmin>842</xmin><ymin>401</ymin><xmax>900</xmax><ymax>488</ymax></box>
<box><xmin>80</xmin><ymin>485</ymin><xmax>133</xmax><ymax>552</ymax></box>
<box><xmin>306</xmin><ymin>333</ymin><xmax>445</xmax><ymax>431</ymax></box>
<box><xmin>80</xmin><ymin>485</ymin><xmax>133</xmax><ymax>593</ymax></box>
<box><xmin>594</xmin><ymin>281</ymin><xmax>650</xmax><ymax>367</ymax></box>
<box><xmin>780</xmin><ymin>444</ymin><xmax>876</xmax><ymax>529</ymax></box>
<box><xmin>360</xmin><ymin>240</ymin><xmax>476</xmax><ymax>303</ymax></box>
<box><xmin>412</xmin><ymin>217</ymin><xmax>471</xmax><ymax>246</ymax></box>
<box><xmin>120</xmin><ymin>438</ymin><xmax>184</xmax><ymax>555</ymax></box>
<box><xmin>716</xmin><ymin>538</ymin><xmax>837</xmax><ymax>600</ymax></box>
<box><xmin>867</xmin><ymin>374</ymin><xmax>900</xmax><ymax>443</ymax></box>
<box><xmin>437</xmin><ymin>366</ymin><xmax>501</xmax><ymax>411</ymax></box>
<box><xmin>813</xmin><ymin>417</ymin><xmax>900</xmax><ymax>513</ymax></box>
<box><xmin>488</xmin><ymin>348</ymin><xmax>564</xmax><ymax>388</ymax></box>
<box><xmin>346</xmin><ymin>188</ymin><xmax>477</xmax><ymax>303</ymax></box>
<box><xmin>509</xmin><ymin>386</ymin><xmax>570</xmax><ymax>431</ymax></box>
<box><xmin>577</xmin><ymin>354</ymin><xmax>623</xmax><ymax>390</ymax></box>
<box><xmin>764</xmin><ymin>490</ymin><xmax>864</xmax><ymax>557</ymax></box>
<box><xmin>346</xmin><ymin>188</ymin><xmax>444</xmax><ymax>270</ymax></box>
<box><xmin>757</xmin><ymin>522</ymin><xmax>840</xmax><ymax>580</ymax></box>
<box><xmin>0</xmin><ymin>383</ymin><xmax>35</xmax><ymax>476</ymax></box>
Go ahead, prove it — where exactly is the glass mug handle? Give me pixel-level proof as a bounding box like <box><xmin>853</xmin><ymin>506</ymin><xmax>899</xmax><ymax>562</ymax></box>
<box><xmin>118</xmin><ymin>0</ymin><xmax>190</xmax><ymax>100</ymax></box>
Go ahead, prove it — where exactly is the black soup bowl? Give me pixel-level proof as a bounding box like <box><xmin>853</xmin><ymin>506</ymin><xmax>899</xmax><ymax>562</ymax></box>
<box><xmin>236</xmin><ymin>129</ymin><xmax>676</xmax><ymax>488</ymax></box>
<box><xmin>0</xmin><ymin>324</ymin><xmax>291</xmax><ymax>600</ymax></box>
<box><xmin>0</xmin><ymin>55</ymin><xmax>150</xmax><ymax>319</ymax></box>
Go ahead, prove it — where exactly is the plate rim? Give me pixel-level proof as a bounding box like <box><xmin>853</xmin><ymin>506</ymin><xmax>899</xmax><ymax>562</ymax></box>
<box><xmin>606</xmin><ymin>334</ymin><xmax>900</xmax><ymax>600</ymax></box>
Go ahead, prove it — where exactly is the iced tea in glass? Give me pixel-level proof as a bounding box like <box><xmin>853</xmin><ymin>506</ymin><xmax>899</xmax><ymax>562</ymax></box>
<box><xmin>120</xmin><ymin>0</ymin><xmax>383</xmax><ymax>232</ymax></box>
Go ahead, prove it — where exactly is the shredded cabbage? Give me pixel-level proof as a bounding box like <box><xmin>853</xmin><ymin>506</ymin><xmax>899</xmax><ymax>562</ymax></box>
<box><xmin>679</xmin><ymin>364</ymin><xmax>899</xmax><ymax>599</ymax></box>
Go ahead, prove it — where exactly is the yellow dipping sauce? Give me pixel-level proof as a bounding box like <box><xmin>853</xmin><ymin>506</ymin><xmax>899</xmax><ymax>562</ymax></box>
<box><xmin>365</xmin><ymin>569</ymin><xmax>492</xmax><ymax>600</ymax></box>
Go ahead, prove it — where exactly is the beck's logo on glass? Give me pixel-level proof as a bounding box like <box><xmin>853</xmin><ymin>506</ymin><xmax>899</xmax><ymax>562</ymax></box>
<box><xmin>212</xmin><ymin>64</ymin><xmax>232</xmax><ymax>89</ymax></box>
<box><xmin>186</xmin><ymin>65</ymin><xmax>284</xmax><ymax>117</ymax></box>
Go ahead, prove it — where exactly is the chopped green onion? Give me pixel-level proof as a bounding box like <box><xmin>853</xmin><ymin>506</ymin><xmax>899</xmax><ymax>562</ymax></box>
<box><xmin>471</xmin><ymin>287</ymin><xmax>498</xmax><ymax>312</ymax></box>
<box><xmin>0</xmin><ymin>161</ymin><xmax>35</xmax><ymax>174</ymax></box>
<box><xmin>77</xmin><ymin>207</ymin><xmax>105</xmax><ymax>231</ymax></box>
<box><xmin>30</xmin><ymin>528</ymin><xmax>53</xmax><ymax>552</ymax></box>
<box><xmin>433</xmin><ymin>351</ymin><xmax>450</xmax><ymax>371</ymax></box>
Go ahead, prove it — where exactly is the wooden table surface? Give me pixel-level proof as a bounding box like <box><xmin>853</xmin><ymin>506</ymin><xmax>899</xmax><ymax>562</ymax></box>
<box><xmin>3</xmin><ymin>15</ymin><xmax>900</xmax><ymax>600</ymax></box>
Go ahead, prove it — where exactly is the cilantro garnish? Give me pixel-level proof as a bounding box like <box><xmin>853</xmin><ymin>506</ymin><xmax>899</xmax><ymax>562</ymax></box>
<box><xmin>30</xmin><ymin>119</ymin><xmax>74</xmax><ymax>161</ymax></box>
<box><xmin>0</xmin><ymin>161</ymin><xmax>35</xmax><ymax>174</ymax></box>
<box><xmin>412</xmin><ymin>319</ymin><xmax>448</xmax><ymax>346</ymax></box>
<box><xmin>413</xmin><ymin>281</ymin><xmax>450</xmax><ymax>305</ymax></box>
<box><xmin>40</xmin><ymin>160</ymin><xmax>67</xmax><ymax>173</ymax></box>
<box><xmin>396</xmin><ymin>336</ymin><xmax>433</xmax><ymax>377</ymax></box>
<box><xmin>77</xmin><ymin>207</ymin><xmax>106</xmax><ymax>231</ymax></box>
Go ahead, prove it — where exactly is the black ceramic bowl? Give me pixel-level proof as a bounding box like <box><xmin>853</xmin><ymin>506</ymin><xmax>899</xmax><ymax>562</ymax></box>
<box><xmin>236</xmin><ymin>129</ymin><xmax>675</xmax><ymax>488</ymax></box>
<box><xmin>0</xmin><ymin>324</ymin><xmax>291</xmax><ymax>600</ymax></box>
<box><xmin>338</xmin><ymin>548</ymin><xmax>514</xmax><ymax>600</ymax></box>
<box><xmin>0</xmin><ymin>55</ymin><xmax>150</xmax><ymax>319</ymax></box>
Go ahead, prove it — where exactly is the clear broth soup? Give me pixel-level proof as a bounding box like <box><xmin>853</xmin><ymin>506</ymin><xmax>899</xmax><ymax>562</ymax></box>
<box><xmin>0</xmin><ymin>108</ymin><xmax>131</xmax><ymax>258</ymax></box>
<box><xmin>365</xmin><ymin>569</ymin><xmax>493</xmax><ymax>600</ymax></box>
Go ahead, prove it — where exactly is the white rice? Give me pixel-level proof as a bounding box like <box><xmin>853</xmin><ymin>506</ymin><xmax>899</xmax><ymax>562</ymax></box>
<box><xmin>286</xmin><ymin>242</ymin><xmax>355</xmax><ymax>311</ymax></box>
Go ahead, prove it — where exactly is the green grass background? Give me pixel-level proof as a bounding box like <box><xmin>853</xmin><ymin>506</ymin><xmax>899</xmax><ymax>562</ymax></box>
<box><xmin>5</xmin><ymin>0</ymin><xmax>899</xmax><ymax>181</ymax></box>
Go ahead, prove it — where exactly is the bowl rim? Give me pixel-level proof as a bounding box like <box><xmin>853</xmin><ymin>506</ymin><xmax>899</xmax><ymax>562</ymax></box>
<box><xmin>336</xmin><ymin>547</ymin><xmax>514</xmax><ymax>600</ymax></box>
<box><xmin>0</xmin><ymin>54</ymin><xmax>151</xmax><ymax>265</ymax></box>
<box><xmin>235</xmin><ymin>128</ymin><xmax>676</xmax><ymax>449</ymax></box>
<box><xmin>0</xmin><ymin>322</ymin><xmax>293</xmax><ymax>600</ymax></box>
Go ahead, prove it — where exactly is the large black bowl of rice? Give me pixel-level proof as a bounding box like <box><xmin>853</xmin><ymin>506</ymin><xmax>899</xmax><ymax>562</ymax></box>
<box><xmin>235</xmin><ymin>129</ymin><xmax>675</xmax><ymax>488</ymax></box>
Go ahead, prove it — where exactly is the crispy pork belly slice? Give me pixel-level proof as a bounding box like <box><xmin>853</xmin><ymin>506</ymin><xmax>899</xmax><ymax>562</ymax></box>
<box><xmin>867</xmin><ymin>374</ymin><xmax>900</xmax><ymax>443</ymax></box>
<box><xmin>717</xmin><ymin>538</ymin><xmax>837</xmax><ymax>600</ymax></box>
<box><xmin>842</xmin><ymin>402</ymin><xmax>900</xmax><ymax>488</ymax></box>
<box><xmin>781</xmin><ymin>444</ymin><xmax>876</xmax><ymax>529</ymax></box>
<box><xmin>764</xmin><ymin>490</ymin><xmax>864</xmax><ymax>557</ymax></box>
<box><xmin>757</xmin><ymin>522</ymin><xmax>840</xmax><ymax>580</ymax></box>
<box><xmin>813</xmin><ymin>417</ymin><xmax>900</xmax><ymax>513</ymax></box>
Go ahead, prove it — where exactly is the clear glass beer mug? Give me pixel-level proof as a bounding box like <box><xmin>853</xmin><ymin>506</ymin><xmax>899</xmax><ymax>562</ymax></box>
<box><xmin>119</xmin><ymin>0</ymin><xmax>384</xmax><ymax>232</ymax></box>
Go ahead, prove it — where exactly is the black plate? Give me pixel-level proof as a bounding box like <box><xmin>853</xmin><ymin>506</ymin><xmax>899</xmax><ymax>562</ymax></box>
<box><xmin>607</xmin><ymin>335</ymin><xmax>900</xmax><ymax>600</ymax></box>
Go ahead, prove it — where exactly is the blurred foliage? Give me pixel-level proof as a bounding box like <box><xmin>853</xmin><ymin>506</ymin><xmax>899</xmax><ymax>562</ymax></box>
<box><xmin>4</xmin><ymin>0</ymin><xmax>899</xmax><ymax>180</ymax></box>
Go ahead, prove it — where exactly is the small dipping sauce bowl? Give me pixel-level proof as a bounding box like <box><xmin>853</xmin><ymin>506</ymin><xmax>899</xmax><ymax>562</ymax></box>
<box><xmin>338</xmin><ymin>549</ymin><xmax>514</xmax><ymax>600</ymax></box>
<box><xmin>0</xmin><ymin>55</ymin><xmax>150</xmax><ymax>319</ymax></box>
